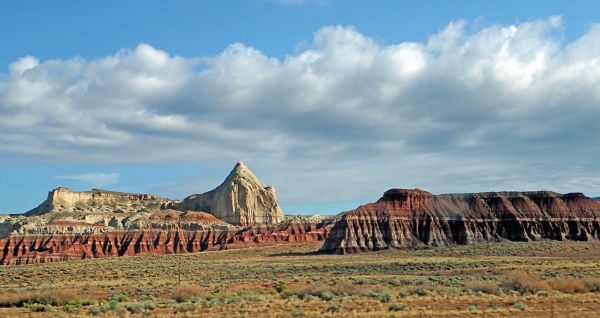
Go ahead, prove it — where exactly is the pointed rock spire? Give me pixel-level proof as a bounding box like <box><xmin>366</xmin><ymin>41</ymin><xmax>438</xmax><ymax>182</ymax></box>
<box><xmin>223</xmin><ymin>161</ymin><xmax>263</xmax><ymax>187</ymax></box>
<box><xmin>177</xmin><ymin>162</ymin><xmax>284</xmax><ymax>226</ymax></box>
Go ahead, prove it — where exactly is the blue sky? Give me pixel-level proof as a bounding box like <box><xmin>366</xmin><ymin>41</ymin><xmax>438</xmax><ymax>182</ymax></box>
<box><xmin>1</xmin><ymin>1</ymin><xmax>600</xmax><ymax>214</ymax></box>
<box><xmin>2</xmin><ymin>0</ymin><xmax>600</xmax><ymax>68</ymax></box>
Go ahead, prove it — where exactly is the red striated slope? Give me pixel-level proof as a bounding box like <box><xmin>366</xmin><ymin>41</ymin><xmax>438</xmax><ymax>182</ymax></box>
<box><xmin>0</xmin><ymin>220</ymin><xmax>332</xmax><ymax>265</ymax></box>
<box><xmin>320</xmin><ymin>189</ymin><xmax>600</xmax><ymax>254</ymax></box>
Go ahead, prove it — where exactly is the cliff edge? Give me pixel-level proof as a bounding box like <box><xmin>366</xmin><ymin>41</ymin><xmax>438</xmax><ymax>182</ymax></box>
<box><xmin>320</xmin><ymin>188</ymin><xmax>600</xmax><ymax>254</ymax></box>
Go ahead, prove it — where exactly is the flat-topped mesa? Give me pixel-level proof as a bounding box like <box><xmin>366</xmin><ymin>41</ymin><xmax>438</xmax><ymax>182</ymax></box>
<box><xmin>378</xmin><ymin>188</ymin><xmax>434</xmax><ymax>212</ymax></box>
<box><xmin>25</xmin><ymin>187</ymin><xmax>178</xmax><ymax>216</ymax></box>
<box><xmin>175</xmin><ymin>162</ymin><xmax>284</xmax><ymax>226</ymax></box>
<box><xmin>320</xmin><ymin>188</ymin><xmax>600</xmax><ymax>254</ymax></box>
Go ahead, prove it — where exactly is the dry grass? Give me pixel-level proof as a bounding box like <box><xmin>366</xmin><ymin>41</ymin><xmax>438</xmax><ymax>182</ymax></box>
<box><xmin>0</xmin><ymin>240</ymin><xmax>599</xmax><ymax>317</ymax></box>
<box><xmin>0</xmin><ymin>289</ymin><xmax>81</xmax><ymax>307</ymax></box>
<box><xmin>463</xmin><ymin>280</ymin><xmax>499</xmax><ymax>295</ymax></box>
<box><xmin>548</xmin><ymin>278</ymin><xmax>586</xmax><ymax>293</ymax></box>
<box><xmin>583</xmin><ymin>277</ymin><xmax>600</xmax><ymax>292</ymax></box>
<box><xmin>171</xmin><ymin>284</ymin><xmax>206</xmax><ymax>302</ymax></box>
<box><xmin>503</xmin><ymin>269</ymin><xmax>550</xmax><ymax>294</ymax></box>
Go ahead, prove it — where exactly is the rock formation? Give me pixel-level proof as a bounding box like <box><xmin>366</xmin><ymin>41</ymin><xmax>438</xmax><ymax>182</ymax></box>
<box><xmin>0</xmin><ymin>219</ymin><xmax>333</xmax><ymax>265</ymax></box>
<box><xmin>175</xmin><ymin>162</ymin><xmax>284</xmax><ymax>226</ymax></box>
<box><xmin>0</xmin><ymin>162</ymin><xmax>284</xmax><ymax>239</ymax></box>
<box><xmin>320</xmin><ymin>188</ymin><xmax>600</xmax><ymax>254</ymax></box>
<box><xmin>0</xmin><ymin>162</ymin><xmax>337</xmax><ymax>265</ymax></box>
<box><xmin>26</xmin><ymin>187</ymin><xmax>178</xmax><ymax>216</ymax></box>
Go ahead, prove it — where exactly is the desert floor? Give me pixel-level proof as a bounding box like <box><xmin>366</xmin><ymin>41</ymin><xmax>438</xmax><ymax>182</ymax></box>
<box><xmin>1</xmin><ymin>240</ymin><xmax>599</xmax><ymax>317</ymax></box>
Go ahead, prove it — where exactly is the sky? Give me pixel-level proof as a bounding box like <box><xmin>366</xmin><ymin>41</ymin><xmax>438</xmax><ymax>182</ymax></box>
<box><xmin>1</xmin><ymin>1</ymin><xmax>600</xmax><ymax>214</ymax></box>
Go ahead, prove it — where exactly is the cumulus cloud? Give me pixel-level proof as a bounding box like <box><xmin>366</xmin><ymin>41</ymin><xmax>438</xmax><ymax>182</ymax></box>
<box><xmin>2</xmin><ymin>16</ymin><xmax>600</xmax><ymax>207</ymax></box>
<box><xmin>55</xmin><ymin>173</ymin><xmax>120</xmax><ymax>187</ymax></box>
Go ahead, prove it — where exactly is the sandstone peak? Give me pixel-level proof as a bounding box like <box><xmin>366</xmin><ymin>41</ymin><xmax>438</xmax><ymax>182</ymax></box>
<box><xmin>225</xmin><ymin>161</ymin><xmax>263</xmax><ymax>186</ymax></box>
<box><xmin>234</xmin><ymin>161</ymin><xmax>247</xmax><ymax>170</ymax></box>
<box><xmin>176</xmin><ymin>162</ymin><xmax>284</xmax><ymax>226</ymax></box>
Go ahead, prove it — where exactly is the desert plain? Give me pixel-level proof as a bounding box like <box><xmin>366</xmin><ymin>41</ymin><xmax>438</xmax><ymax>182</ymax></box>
<box><xmin>1</xmin><ymin>240</ymin><xmax>599</xmax><ymax>317</ymax></box>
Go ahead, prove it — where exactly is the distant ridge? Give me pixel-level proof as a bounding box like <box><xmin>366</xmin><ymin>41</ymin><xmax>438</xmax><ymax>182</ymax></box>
<box><xmin>0</xmin><ymin>162</ymin><xmax>331</xmax><ymax>265</ymax></box>
<box><xmin>321</xmin><ymin>188</ymin><xmax>600</xmax><ymax>254</ymax></box>
<box><xmin>24</xmin><ymin>187</ymin><xmax>177</xmax><ymax>216</ymax></box>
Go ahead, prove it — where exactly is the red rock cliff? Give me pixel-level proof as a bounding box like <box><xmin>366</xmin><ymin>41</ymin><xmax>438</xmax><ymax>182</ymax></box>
<box><xmin>320</xmin><ymin>189</ymin><xmax>600</xmax><ymax>254</ymax></box>
<box><xmin>0</xmin><ymin>220</ymin><xmax>333</xmax><ymax>265</ymax></box>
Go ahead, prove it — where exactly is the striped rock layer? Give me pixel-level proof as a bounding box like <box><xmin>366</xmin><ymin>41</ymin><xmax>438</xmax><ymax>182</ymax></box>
<box><xmin>320</xmin><ymin>189</ymin><xmax>600</xmax><ymax>254</ymax></box>
<box><xmin>0</xmin><ymin>220</ymin><xmax>332</xmax><ymax>265</ymax></box>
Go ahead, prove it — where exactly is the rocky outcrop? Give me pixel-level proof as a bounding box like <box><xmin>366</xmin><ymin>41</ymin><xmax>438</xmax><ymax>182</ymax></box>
<box><xmin>320</xmin><ymin>189</ymin><xmax>600</xmax><ymax>254</ymax></box>
<box><xmin>0</xmin><ymin>216</ymin><xmax>17</xmax><ymax>239</ymax></box>
<box><xmin>0</xmin><ymin>162</ymin><xmax>333</xmax><ymax>265</ymax></box>
<box><xmin>1</xmin><ymin>163</ymin><xmax>283</xmax><ymax>237</ymax></box>
<box><xmin>0</xmin><ymin>219</ymin><xmax>333</xmax><ymax>265</ymax></box>
<box><xmin>25</xmin><ymin>187</ymin><xmax>178</xmax><ymax>216</ymax></box>
<box><xmin>1</xmin><ymin>209</ymin><xmax>233</xmax><ymax>237</ymax></box>
<box><xmin>125</xmin><ymin>210</ymin><xmax>232</xmax><ymax>231</ymax></box>
<box><xmin>175</xmin><ymin>162</ymin><xmax>284</xmax><ymax>226</ymax></box>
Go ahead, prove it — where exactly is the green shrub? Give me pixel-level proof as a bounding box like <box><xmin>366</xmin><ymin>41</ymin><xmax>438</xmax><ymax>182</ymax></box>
<box><xmin>87</xmin><ymin>306</ymin><xmax>103</xmax><ymax>316</ymax></box>
<box><xmin>0</xmin><ymin>289</ymin><xmax>79</xmax><ymax>308</ymax></box>
<box><xmin>464</xmin><ymin>280</ymin><xmax>498</xmax><ymax>295</ymax></box>
<box><xmin>320</xmin><ymin>291</ymin><xmax>335</xmax><ymax>301</ymax></box>
<box><xmin>175</xmin><ymin>303</ymin><xmax>196</xmax><ymax>312</ymax></box>
<box><xmin>513</xmin><ymin>302</ymin><xmax>527</xmax><ymax>311</ymax></box>
<box><xmin>327</xmin><ymin>303</ymin><xmax>341</xmax><ymax>313</ymax></box>
<box><xmin>110</xmin><ymin>294</ymin><xmax>129</xmax><ymax>303</ymax></box>
<box><xmin>26</xmin><ymin>303</ymin><xmax>52</xmax><ymax>312</ymax></box>
<box><xmin>389</xmin><ymin>303</ymin><xmax>406</xmax><ymax>311</ymax></box>
<box><xmin>125</xmin><ymin>303</ymin><xmax>144</xmax><ymax>313</ymax></box>
<box><xmin>369</xmin><ymin>291</ymin><xmax>392</xmax><ymax>303</ymax></box>
<box><xmin>413</xmin><ymin>288</ymin><xmax>430</xmax><ymax>296</ymax></box>
<box><xmin>63</xmin><ymin>303</ymin><xmax>82</xmax><ymax>313</ymax></box>
<box><xmin>79</xmin><ymin>299</ymin><xmax>97</xmax><ymax>306</ymax></box>
<box><xmin>291</xmin><ymin>308</ymin><xmax>305</xmax><ymax>317</ymax></box>
<box><xmin>144</xmin><ymin>302</ymin><xmax>157</xmax><ymax>310</ymax></box>
<box><xmin>276</xmin><ymin>282</ymin><xmax>287</xmax><ymax>293</ymax></box>
<box><xmin>398</xmin><ymin>288</ymin><xmax>410</xmax><ymax>298</ymax></box>
<box><xmin>468</xmin><ymin>304</ymin><xmax>478</xmax><ymax>313</ymax></box>
<box><xmin>108</xmin><ymin>299</ymin><xmax>120</xmax><ymax>311</ymax></box>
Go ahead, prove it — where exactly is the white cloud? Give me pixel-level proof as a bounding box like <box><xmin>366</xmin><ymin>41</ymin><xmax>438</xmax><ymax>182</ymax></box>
<box><xmin>55</xmin><ymin>173</ymin><xmax>120</xmax><ymax>187</ymax></box>
<box><xmin>2</xmin><ymin>16</ymin><xmax>600</xmax><ymax>205</ymax></box>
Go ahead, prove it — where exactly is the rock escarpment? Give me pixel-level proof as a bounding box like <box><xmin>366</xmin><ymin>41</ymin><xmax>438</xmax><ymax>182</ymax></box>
<box><xmin>175</xmin><ymin>162</ymin><xmax>284</xmax><ymax>226</ymax></box>
<box><xmin>0</xmin><ymin>162</ymin><xmax>334</xmax><ymax>265</ymax></box>
<box><xmin>26</xmin><ymin>187</ymin><xmax>178</xmax><ymax>216</ymax></box>
<box><xmin>0</xmin><ymin>219</ymin><xmax>333</xmax><ymax>265</ymax></box>
<box><xmin>320</xmin><ymin>189</ymin><xmax>600</xmax><ymax>254</ymax></box>
<box><xmin>0</xmin><ymin>162</ymin><xmax>285</xmax><ymax>238</ymax></box>
<box><xmin>1</xmin><ymin>209</ymin><xmax>233</xmax><ymax>237</ymax></box>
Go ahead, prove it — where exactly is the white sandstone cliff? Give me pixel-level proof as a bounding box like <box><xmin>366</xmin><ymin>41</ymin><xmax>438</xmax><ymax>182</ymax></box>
<box><xmin>176</xmin><ymin>162</ymin><xmax>284</xmax><ymax>226</ymax></box>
